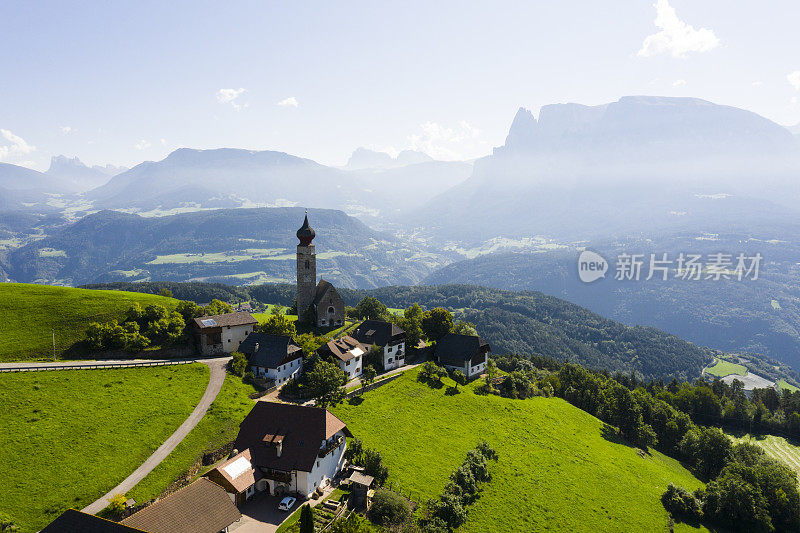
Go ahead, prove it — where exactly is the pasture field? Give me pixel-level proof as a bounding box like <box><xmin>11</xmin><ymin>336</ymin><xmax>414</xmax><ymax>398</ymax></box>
<box><xmin>729</xmin><ymin>433</ymin><xmax>800</xmax><ymax>480</ymax></box>
<box><xmin>332</xmin><ymin>369</ymin><xmax>706</xmax><ymax>532</ymax></box>
<box><xmin>779</xmin><ymin>380</ymin><xmax>800</xmax><ymax>392</ymax></box>
<box><xmin>0</xmin><ymin>283</ymin><xmax>173</xmax><ymax>362</ymax></box>
<box><xmin>704</xmin><ymin>358</ymin><xmax>747</xmax><ymax>378</ymax></box>
<box><xmin>0</xmin><ymin>364</ymin><xmax>208</xmax><ymax>532</ymax></box>
<box><xmin>127</xmin><ymin>374</ymin><xmax>259</xmax><ymax>503</ymax></box>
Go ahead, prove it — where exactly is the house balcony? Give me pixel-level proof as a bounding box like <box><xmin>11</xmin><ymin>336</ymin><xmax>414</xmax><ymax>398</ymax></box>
<box><xmin>261</xmin><ymin>469</ymin><xmax>293</xmax><ymax>483</ymax></box>
<box><xmin>319</xmin><ymin>435</ymin><xmax>344</xmax><ymax>458</ymax></box>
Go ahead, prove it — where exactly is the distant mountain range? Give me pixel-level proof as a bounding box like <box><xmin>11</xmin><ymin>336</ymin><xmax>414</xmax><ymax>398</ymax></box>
<box><xmin>345</xmin><ymin>147</ymin><xmax>433</xmax><ymax>169</ymax></box>
<box><xmin>416</xmin><ymin>96</ymin><xmax>800</xmax><ymax>243</ymax></box>
<box><xmin>46</xmin><ymin>155</ymin><xmax>126</xmax><ymax>192</ymax></box>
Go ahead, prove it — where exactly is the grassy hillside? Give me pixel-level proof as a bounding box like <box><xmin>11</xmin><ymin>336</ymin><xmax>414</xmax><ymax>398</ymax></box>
<box><xmin>0</xmin><ymin>283</ymin><xmax>174</xmax><ymax>362</ymax></box>
<box><xmin>332</xmin><ymin>369</ymin><xmax>706</xmax><ymax>532</ymax></box>
<box><xmin>0</xmin><ymin>364</ymin><xmax>208</xmax><ymax>533</ymax></box>
<box><xmin>127</xmin><ymin>374</ymin><xmax>259</xmax><ymax>504</ymax></box>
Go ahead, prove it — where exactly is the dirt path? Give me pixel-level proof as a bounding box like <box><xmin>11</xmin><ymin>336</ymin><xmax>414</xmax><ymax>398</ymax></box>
<box><xmin>82</xmin><ymin>357</ymin><xmax>230</xmax><ymax>514</ymax></box>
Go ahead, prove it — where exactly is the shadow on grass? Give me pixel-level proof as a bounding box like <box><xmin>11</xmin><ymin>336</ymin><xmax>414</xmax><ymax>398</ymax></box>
<box><xmin>416</xmin><ymin>376</ymin><xmax>445</xmax><ymax>389</ymax></box>
<box><xmin>348</xmin><ymin>396</ymin><xmax>365</xmax><ymax>406</ymax></box>
<box><xmin>445</xmin><ymin>386</ymin><xmax>461</xmax><ymax>396</ymax></box>
<box><xmin>600</xmin><ymin>423</ymin><xmax>639</xmax><ymax>450</ymax></box>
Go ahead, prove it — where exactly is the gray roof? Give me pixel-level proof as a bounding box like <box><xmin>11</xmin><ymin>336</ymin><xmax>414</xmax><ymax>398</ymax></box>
<box><xmin>351</xmin><ymin>320</ymin><xmax>405</xmax><ymax>347</ymax></box>
<box><xmin>348</xmin><ymin>471</ymin><xmax>374</xmax><ymax>487</ymax></box>
<box><xmin>239</xmin><ymin>333</ymin><xmax>302</xmax><ymax>369</ymax></box>
<box><xmin>434</xmin><ymin>333</ymin><xmax>490</xmax><ymax>367</ymax></box>
<box><xmin>312</xmin><ymin>279</ymin><xmax>339</xmax><ymax>306</ymax></box>
<box><xmin>192</xmin><ymin>311</ymin><xmax>257</xmax><ymax>329</ymax></box>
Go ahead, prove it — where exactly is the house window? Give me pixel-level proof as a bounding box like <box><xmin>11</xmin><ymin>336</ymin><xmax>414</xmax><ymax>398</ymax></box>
<box><xmin>227</xmin><ymin>339</ymin><xmax>231</xmax><ymax>343</ymax></box>
<box><xmin>305</xmin><ymin>260</ymin><xmax>310</xmax><ymax>269</ymax></box>
<box><xmin>317</xmin><ymin>461</ymin><xmax>320</xmax><ymax>467</ymax></box>
<box><xmin>388</xmin><ymin>358</ymin><xmax>393</xmax><ymax>363</ymax></box>
<box><xmin>346</xmin><ymin>360</ymin><xmax>351</xmax><ymax>366</ymax></box>
<box><xmin>387</xmin><ymin>346</ymin><xmax>392</xmax><ymax>352</ymax></box>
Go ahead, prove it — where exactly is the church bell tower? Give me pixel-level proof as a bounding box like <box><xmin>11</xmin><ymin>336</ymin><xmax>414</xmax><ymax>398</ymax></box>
<box><xmin>296</xmin><ymin>210</ymin><xmax>317</xmax><ymax>319</ymax></box>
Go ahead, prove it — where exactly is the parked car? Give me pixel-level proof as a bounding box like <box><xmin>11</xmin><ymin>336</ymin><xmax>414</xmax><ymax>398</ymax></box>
<box><xmin>278</xmin><ymin>496</ymin><xmax>297</xmax><ymax>511</ymax></box>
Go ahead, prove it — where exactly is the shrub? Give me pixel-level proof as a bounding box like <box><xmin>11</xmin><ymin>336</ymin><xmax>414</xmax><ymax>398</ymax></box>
<box><xmin>106</xmin><ymin>493</ymin><xmax>128</xmax><ymax>516</ymax></box>
<box><xmin>299</xmin><ymin>504</ymin><xmax>314</xmax><ymax>533</ymax></box>
<box><xmin>243</xmin><ymin>371</ymin><xmax>255</xmax><ymax>385</ymax></box>
<box><xmin>367</xmin><ymin>489</ymin><xmax>411</xmax><ymax>526</ymax></box>
<box><xmin>661</xmin><ymin>483</ymin><xmax>702</xmax><ymax>522</ymax></box>
<box><xmin>229</xmin><ymin>352</ymin><xmax>247</xmax><ymax>377</ymax></box>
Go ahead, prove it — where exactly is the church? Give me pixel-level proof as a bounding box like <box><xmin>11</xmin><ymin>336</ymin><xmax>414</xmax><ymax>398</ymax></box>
<box><xmin>296</xmin><ymin>212</ymin><xmax>346</xmax><ymax>327</ymax></box>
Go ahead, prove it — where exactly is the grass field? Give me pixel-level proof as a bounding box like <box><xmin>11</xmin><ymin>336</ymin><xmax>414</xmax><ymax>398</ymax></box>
<box><xmin>729</xmin><ymin>433</ymin><xmax>800</xmax><ymax>481</ymax></box>
<box><xmin>0</xmin><ymin>364</ymin><xmax>209</xmax><ymax>532</ymax></box>
<box><xmin>704</xmin><ymin>358</ymin><xmax>747</xmax><ymax>378</ymax></box>
<box><xmin>127</xmin><ymin>374</ymin><xmax>259</xmax><ymax>503</ymax></box>
<box><xmin>778</xmin><ymin>380</ymin><xmax>800</xmax><ymax>392</ymax></box>
<box><xmin>332</xmin><ymin>369</ymin><xmax>706</xmax><ymax>532</ymax></box>
<box><xmin>0</xmin><ymin>283</ymin><xmax>174</xmax><ymax>362</ymax></box>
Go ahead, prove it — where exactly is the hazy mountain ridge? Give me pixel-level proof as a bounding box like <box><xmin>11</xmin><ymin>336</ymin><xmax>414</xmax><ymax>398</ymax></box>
<box><xmin>345</xmin><ymin>147</ymin><xmax>434</xmax><ymax>169</ymax></box>
<box><xmin>46</xmin><ymin>155</ymin><xmax>126</xmax><ymax>192</ymax></box>
<box><xmin>5</xmin><ymin>207</ymin><xmax>447</xmax><ymax>288</ymax></box>
<box><xmin>415</xmin><ymin>96</ymin><xmax>800</xmax><ymax>243</ymax></box>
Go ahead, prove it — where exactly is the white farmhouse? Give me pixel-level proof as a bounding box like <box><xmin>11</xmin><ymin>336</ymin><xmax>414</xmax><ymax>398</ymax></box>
<box><xmin>232</xmin><ymin>402</ymin><xmax>351</xmax><ymax>498</ymax></box>
<box><xmin>238</xmin><ymin>333</ymin><xmax>303</xmax><ymax>386</ymax></box>
<box><xmin>317</xmin><ymin>335</ymin><xmax>365</xmax><ymax>380</ymax></box>
<box><xmin>192</xmin><ymin>311</ymin><xmax>258</xmax><ymax>356</ymax></box>
<box><xmin>434</xmin><ymin>333</ymin><xmax>490</xmax><ymax>378</ymax></box>
<box><xmin>351</xmin><ymin>320</ymin><xmax>407</xmax><ymax>371</ymax></box>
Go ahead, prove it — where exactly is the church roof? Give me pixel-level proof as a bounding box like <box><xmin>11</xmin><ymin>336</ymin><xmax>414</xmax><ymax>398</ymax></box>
<box><xmin>296</xmin><ymin>212</ymin><xmax>315</xmax><ymax>245</ymax></box>
<box><xmin>312</xmin><ymin>279</ymin><xmax>338</xmax><ymax>306</ymax></box>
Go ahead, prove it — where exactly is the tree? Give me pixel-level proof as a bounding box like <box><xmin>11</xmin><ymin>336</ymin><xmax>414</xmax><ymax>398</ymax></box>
<box><xmin>203</xmin><ymin>299</ymin><xmax>233</xmax><ymax>316</ymax></box>
<box><xmin>361</xmin><ymin>365</ymin><xmax>377</xmax><ymax>393</ymax></box>
<box><xmin>422</xmin><ymin>308</ymin><xmax>453</xmax><ymax>342</ymax></box>
<box><xmin>175</xmin><ymin>300</ymin><xmax>202</xmax><ymax>325</ymax></box>
<box><xmin>271</xmin><ymin>303</ymin><xmax>285</xmax><ymax>316</ymax></box>
<box><xmin>258</xmin><ymin>314</ymin><xmax>297</xmax><ymax>337</ymax></box>
<box><xmin>299</xmin><ymin>504</ymin><xmax>314</xmax><ymax>533</ymax></box>
<box><xmin>661</xmin><ymin>484</ymin><xmax>702</xmax><ymax>522</ymax></box>
<box><xmin>328</xmin><ymin>513</ymin><xmax>375</xmax><ymax>533</ymax></box>
<box><xmin>431</xmin><ymin>492</ymin><xmax>467</xmax><ymax>529</ymax></box>
<box><xmin>306</xmin><ymin>360</ymin><xmax>347</xmax><ymax>407</ymax></box>
<box><xmin>452</xmin><ymin>370</ymin><xmax>467</xmax><ymax>389</ymax></box>
<box><xmin>365</xmin><ymin>343</ymin><xmax>383</xmax><ymax>371</ymax></box>
<box><xmin>362</xmin><ymin>448</ymin><xmax>389</xmax><ymax>484</ymax></box>
<box><xmin>157</xmin><ymin>288</ymin><xmax>173</xmax><ymax>298</ymax></box>
<box><xmin>401</xmin><ymin>303</ymin><xmax>425</xmax><ymax>348</ymax></box>
<box><xmin>368</xmin><ymin>489</ymin><xmax>411</xmax><ymax>526</ymax></box>
<box><xmin>229</xmin><ymin>352</ymin><xmax>247</xmax><ymax>377</ymax></box>
<box><xmin>354</xmin><ymin>297</ymin><xmax>389</xmax><ymax>321</ymax></box>
<box><xmin>452</xmin><ymin>321</ymin><xmax>478</xmax><ymax>336</ymax></box>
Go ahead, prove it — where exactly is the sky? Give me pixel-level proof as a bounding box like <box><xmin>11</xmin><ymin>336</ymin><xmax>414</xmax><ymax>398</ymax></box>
<box><xmin>2</xmin><ymin>0</ymin><xmax>800</xmax><ymax>171</ymax></box>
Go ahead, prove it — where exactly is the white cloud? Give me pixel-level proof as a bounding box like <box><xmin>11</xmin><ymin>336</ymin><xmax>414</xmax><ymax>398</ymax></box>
<box><xmin>216</xmin><ymin>88</ymin><xmax>247</xmax><ymax>110</ymax></box>
<box><xmin>406</xmin><ymin>120</ymin><xmax>489</xmax><ymax>161</ymax></box>
<box><xmin>160</xmin><ymin>138</ymin><xmax>167</xmax><ymax>146</ymax></box>
<box><xmin>672</xmin><ymin>79</ymin><xmax>686</xmax><ymax>87</ymax></box>
<box><xmin>0</xmin><ymin>129</ymin><xmax>36</xmax><ymax>162</ymax></box>
<box><xmin>135</xmin><ymin>139</ymin><xmax>151</xmax><ymax>150</ymax></box>
<box><xmin>792</xmin><ymin>96</ymin><xmax>798</xmax><ymax>106</ymax></box>
<box><xmin>277</xmin><ymin>96</ymin><xmax>299</xmax><ymax>108</ymax></box>
<box><xmin>61</xmin><ymin>126</ymin><xmax>72</xmax><ymax>134</ymax></box>
<box><xmin>752</xmin><ymin>81</ymin><xmax>764</xmax><ymax>87</ymax></box>
<box><xmin>638</xmin><ymin>0</ymin><xmax>720</xmax><ymax>58</ymax></box>
<box><xmin>788</xmin><ymin>71</ymin><xmax>800</xmax><ymax>91</ymax></box>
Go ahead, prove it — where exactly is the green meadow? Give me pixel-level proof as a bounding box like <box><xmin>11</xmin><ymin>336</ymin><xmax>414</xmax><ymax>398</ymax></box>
<box><xmin>0</xmin><ymin>283</ymin><xmax>173</xmax><ymax>362</ymax></box>
<box><xmin>332</xmin><ymin>369</ymin><xmax>706</xmax><ymax>532</ymax></box>
<box><xmin>0</xmin><ymin>364</ymin><xmax>209</xmax><ymax>532</ymax></box>
<box><xmin>704</xmin><ymin>358</ymin><xmax>747</xmax><ymax>378</ymax></box>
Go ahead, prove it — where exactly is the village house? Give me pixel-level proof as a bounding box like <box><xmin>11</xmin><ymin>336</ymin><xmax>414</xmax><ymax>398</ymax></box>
<box><xmin>238</xmin><ymin>332</ymin><xmax>303</xmax><ymax>386</ymax></box>
<box><xmin>232</xmin><ymin>402</ymin><xmax>351</xmax><ymax>498</ymax></box>
<box><xmin>351</xmin><ymin>320</ymin><xmax>406</xmax><ymax>371</ymax></box>
<box><xmin>295</xmin><ymin>213</ymin><xmax>346</xmax><ymax>327</ymax></box>
<box><xmin>192</xmin><ymin>311</ymin><xmax>257</xmax><ymax>356</ymax></box>
<box><xmin>205</xmin><ymin>449</ymin><xmax>262</xmax><ymax>507</ymax></box>
<box><xmin>121</xmin><ymin>478</ymin><xmax>241</xmax><ymax>533</ymax></box>
<box><xmin>317</xmin><ymin>335</ymin><xmax>365</xmax><ymax>380</ymax></box>
<box><xmin>434</xmin><ymin>333</ymin><xmax>491</xmax><ymax>378</ymax></box>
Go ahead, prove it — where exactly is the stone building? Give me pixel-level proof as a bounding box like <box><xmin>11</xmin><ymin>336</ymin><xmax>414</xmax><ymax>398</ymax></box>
<box><xmin>295</xmin><ymin>212</ymin><xmax>345</xmax><ymax>327</ymax></box>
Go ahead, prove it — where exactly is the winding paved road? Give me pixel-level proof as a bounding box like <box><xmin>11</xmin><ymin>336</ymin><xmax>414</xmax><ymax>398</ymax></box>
<box><xmin>81</xmin><ymin>357</ymin><xmax>230</xmax><ymax>514</ymax></box>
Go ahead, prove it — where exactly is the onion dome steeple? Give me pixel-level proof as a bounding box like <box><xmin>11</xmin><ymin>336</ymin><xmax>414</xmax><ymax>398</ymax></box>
<box><xmin>296</xmin><ymin>210</ymin><xmax>315</xmax><ymax>245</ymax></box>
